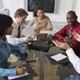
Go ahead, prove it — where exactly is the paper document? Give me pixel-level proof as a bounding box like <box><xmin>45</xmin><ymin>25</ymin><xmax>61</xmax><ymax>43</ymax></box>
<box><xmin>8</xmin><ymin>72</ymin><xmax>29</xmax><ymax>80</ymax></box>
<box><xmin>21</xmin><ymin>26</ymin><xmax>34</xmax><ymax>38</ymax></box>
<box><xmin>50</xmin><ymin>53</ymin><xmax>67</xmax><ymax>62</ymax></box>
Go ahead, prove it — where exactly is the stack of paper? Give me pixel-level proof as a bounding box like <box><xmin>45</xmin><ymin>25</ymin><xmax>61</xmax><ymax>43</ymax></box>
<box><xmin>8</xmin><ymin>72</ymin><xmax>29</xmax><ymax>80</ymax></box>
<box><xmin>50</xmin><ymin>53</ymin><xmax>67</xmax><ymax>62</ymax></box>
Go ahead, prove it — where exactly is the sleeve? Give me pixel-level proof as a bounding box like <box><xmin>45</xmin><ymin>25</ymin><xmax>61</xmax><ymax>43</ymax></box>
<box><xmin>27</xmin><ymin>18</ymin><xmax>35</xmax><ymax>26</ymax></box>
<box><xmin>46</xmin><ymin>17</ymin><xmax>53</xmax><ymax>30</ymax></box>
<box><xmin>9</xmin><ymin>43</ymin><xmax>26</xmax><ymax>54</ymax></box>
<box><xmin>6</xmin><ymin>35</ymin><xmax>28</xmax><ymax>45</ymax></box>
<box><xmin>66</xmin><ymin>48</ymin><xmax>80</xmax><ymax>74</ymax></box>
<box><xmin>54</xmin><ymin>26</ymin><xmax>67</xmax><ymax>42</ymax></box>
<box><xmin>0</xmin><ymin>68</ymin><xmax>16</xmax><ymax>76</ymax></box>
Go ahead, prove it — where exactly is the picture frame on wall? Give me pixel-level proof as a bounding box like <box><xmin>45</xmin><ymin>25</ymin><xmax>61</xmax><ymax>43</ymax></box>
<box><xmin>27</xmin><ymin>0</ymin><xmax>55</xmax><ymax>13</ymax></box>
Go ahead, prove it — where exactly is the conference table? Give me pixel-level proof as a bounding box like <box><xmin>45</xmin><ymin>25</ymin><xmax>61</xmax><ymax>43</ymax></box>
<box><xmin>27</xmin><ymin>41</ymin><xmax>77</xmax><ymax>80</ymax></box>
<box><xmin>1</xmin><ymin>41</ymin><xmax>50</xmax><ymax>80</ymax></box>
<box><xmin>45</xmin><ymin>47</ymin><xmax>78</xmax><ymax>80</ymax></box>
<box><xmin>1</xmin><ymin>40</ymin><xmax>77</xmax><ymax>80</ymax></box>
<box><xmin>28</xmin><ymin>41</ymin><xmax>50</xmax><ymax>80</ymax></box>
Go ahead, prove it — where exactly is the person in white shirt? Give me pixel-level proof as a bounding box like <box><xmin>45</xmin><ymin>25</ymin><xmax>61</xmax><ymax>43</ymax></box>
<box><xmin>6</xmin><ymin>8</ymin><xmax>33</xmax><ymax>45</ymax></box>
<box><xmin>52</xmin><ymin>32</ymin><xmax>80</xmax><ymax>80</ymax></box>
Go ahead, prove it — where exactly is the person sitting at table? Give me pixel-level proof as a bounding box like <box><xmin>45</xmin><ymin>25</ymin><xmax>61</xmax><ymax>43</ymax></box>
<box><xmin>52</xmin><ymin>11</ymin><xmax>80</xmax><ymax>57</ymax></box>
<box><xmin>6</xmin><ymin>8</ymin><xmax>33</xmax><ymax>45</ymax></box>
<box><xmin>0</xmin><ymin>14</ymin><xmax>28</xmax><ymax>76</ymax></box>
<box><xmin>28</xmin><ymin>7</ymin><xmax>53</xmax><ymax>41</ymax></box>
<box><xmin>52</xmin><ymin>32</ymin><xmax>80</xmax><ymax>80</ymax></box>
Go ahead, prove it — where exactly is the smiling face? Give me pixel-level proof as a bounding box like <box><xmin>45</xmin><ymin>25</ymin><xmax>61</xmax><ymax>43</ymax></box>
<box><xmin>37</xmin><ymin>10</ymin><xmax>45</xmax><ymax>18</ymax></box>
<box><xmin>66</xmin><ymin>12</ymin><xmax>77</xmax><ymax>27</ymax></box>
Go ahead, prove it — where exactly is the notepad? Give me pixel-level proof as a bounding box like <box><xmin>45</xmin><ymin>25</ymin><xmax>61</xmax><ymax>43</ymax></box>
<box><xmin>50</xmin><ymin>53</ymin><xmax>67</xmax><ymax>62</ymax></box>
<box><xmin>8</xmin><ymin>72</ymin><xmax>30</xmax><ymax>80</ymax></box>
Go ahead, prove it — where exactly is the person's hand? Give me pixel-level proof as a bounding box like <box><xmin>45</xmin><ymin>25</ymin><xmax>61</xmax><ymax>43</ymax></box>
<box><xmin>63</xmin><ymin>37</ymin><xmax>73</xmax><ymax>46</ymax></box>
<box><xmin>34</xmin><ymin>31</ymin><xmax>38</xmax><ymax>37</ymax></box>
<box><xmin>47</xmin><ymin>34</ymin><xmax>56</xmax><ymax>42</ymax></box>
<box><xmin>33</xmin><ymin>29</ymin><xmax>39</xmax><ymax>36</ymax></box>
<box><xmin>73</xmin><ymin>32</ymin><xmax>80</xmax><ymax>42</ymax></box>
<box><xmin>34</xmin><ymin>28</ymin><xmax>39</xmax><ymax>32</ymax></box>
<box><xmin>34</xmin><ymin>29</ymin><xmax>38</xmax><ymax>32</ymax></box>
<box><xmin>52</xmin><ymin>40</ymin><xmax>70</xmax><ymax>50</ymax></box>
<box><xmin>34</xmin><ymin>27</ymin><xmax>41</xmax><ymax>33</ymax></box>
<box><xmin>16</xmin><ymin>66</ymin><xmax>27</xmax><ymax>75</ymax></box>
<box><xmin>27</xmin><ymin>37</ymin><xmax>33</xmax><ymax>42</ymax></box>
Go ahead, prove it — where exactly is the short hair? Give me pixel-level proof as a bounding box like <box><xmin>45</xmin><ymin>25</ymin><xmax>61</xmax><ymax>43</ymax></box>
<box><xmin>0</xmin><ymin>14</ymin><xmax>13</xmax><ymax>36</ymax></box>
<box><xmin>67</xmin><ymin>11</ymin><xmax>77</xmax><ymax>18</ymax></box>
<box><xmin>33</xmin><ymin>7</ymin><xmax>44</xmax><ymax>17</ymax></box>
<box><xmin>14</xmin><ymin>8</ymin><xmax>28</xmax><ymax>18</ymax></box>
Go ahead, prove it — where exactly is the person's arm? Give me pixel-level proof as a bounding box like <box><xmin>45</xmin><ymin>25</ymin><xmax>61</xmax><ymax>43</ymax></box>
<box><xmin>6</xmin><ymin>35</ymin><xmax>28</xmax><ymax>45</ymax></box>
<box><xmin>8</xmin><ymin>43</ymin><xmax>26</xmax><ymax>54</ymax></box>
<box><xmin>73</xmin><ymin>32</ymin><xmax>80</xmax><ymax>42</ymax></box>
<box><xmin>52</xmin><ymin>41</ymin><xmax>80</xmax><ymax>74</ymax></box>
<box><xmin>0</xmin><ymin>68</ymin><xmax>16</xmax><ymax>76</ymax></box>
<box><xmin>0</xmin><ymin>66</ymin><xmax>27</xmax><ymax>76</ymax></box>
<box><xmin>46</xmin><ymin>16</ymin><xmax>53</xmax><ymax>30</ymax></box>
<box><xmin>54</xmin><ymin>26</ymin><xmax>67</xmax><ymax>42</ymax></box>
<box><xmin>27</xmin><ymin>18</ymin><xmax>35</xmax><ymax>26</ymax></box>
<box><xmin>66</xmin><ymin>48</ymin><xmax>80</xmax><ymax>74</ymax></box>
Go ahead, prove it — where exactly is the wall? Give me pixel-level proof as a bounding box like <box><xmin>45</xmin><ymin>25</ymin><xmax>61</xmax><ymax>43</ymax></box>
<box><xmin>24</xmin><ymin>0</ymin><xmax>73</xmax><ymax>22</ymax></box>
<box><xmin>72</xmin><ymin>0</ymin><xmax>80</xmax><ymax>22</ymax></box>
<box><xmin>1</xmin><ymin>0</ymin><xmax>80</xmax><ymax>22</ymax></box>
<box><xmin>2</xmin><ymin>0</ymin><xmax>24</xmax><ymax>18</ymax></box>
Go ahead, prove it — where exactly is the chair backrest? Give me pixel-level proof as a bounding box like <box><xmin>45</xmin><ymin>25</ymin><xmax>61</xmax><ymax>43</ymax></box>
<box><xmin>0</xmin><ymin>8</ymin><xmax>10</xmax><ymax>15</ymax></box>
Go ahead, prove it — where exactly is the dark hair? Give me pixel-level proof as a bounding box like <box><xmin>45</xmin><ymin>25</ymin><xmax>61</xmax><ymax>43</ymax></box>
<box><xmin>0</xmin><ymin>14</ymin><xmax>13</xmax><ymax>36</ymax></box>
<box><xmin>67</xmin><ymin>11</ymin><xmax>77</xmax><ymax>18</ymax></box>
<box><xmin>14</xmin><ymin>8</ymin><xmax>28</xmax><ymax>18</ymax></box>
<box><xmin>33</xmin><ymin>7</ymin><xmax>44</xmax><ymax>17</ymax></box>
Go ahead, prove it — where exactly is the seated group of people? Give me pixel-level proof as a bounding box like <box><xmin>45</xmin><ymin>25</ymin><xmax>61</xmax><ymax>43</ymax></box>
<box><xmin>6</xmin><ymin>7</ymin><xmax>53</xmax><ymax>45</ymax></box>
<box><xmin>0</xmin><ymin>7</ymin><xmax>53</xmax><ymax>77</ymax></box>
<box><xmin>0</xmin><ymin>6</ymin><xmax>80</xmax><ymax>80</ymax></box>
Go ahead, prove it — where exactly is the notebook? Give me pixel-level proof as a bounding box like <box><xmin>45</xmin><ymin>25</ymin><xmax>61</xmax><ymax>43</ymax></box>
<box><xmin>50</xmin><ymin>53</ymin><xmax>67</xmax><ymax>62</ymax></box>
<box><xmin>8</xmin><ymin>72</ymin><xmax>30</xmax><ymax>80</ymax></box>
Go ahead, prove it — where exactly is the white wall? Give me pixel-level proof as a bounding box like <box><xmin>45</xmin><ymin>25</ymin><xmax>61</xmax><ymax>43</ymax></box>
<box><xmin>2</xmin><ymin>0</ymin><xmax>24</xmax><ymax>18</ymax></box>
<box><xmin>1</xmin><ymin>0</ymin><xmax>80</xmax><ymax>22</ymax></box>
<box><xmin>72</xmin><ymin>0</ymin><xmax>80</xmax><ymax>22</ymax></box>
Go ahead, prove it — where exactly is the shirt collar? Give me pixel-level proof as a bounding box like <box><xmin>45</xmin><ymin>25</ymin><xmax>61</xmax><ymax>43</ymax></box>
<box><xmin>13</xmin><ymin>18</ymin><xmax>19</xmax><ymax>27</ymax></box>
<box><xmin>0</xmin><ymin>39</ymin><xmax>8</xmax><ymax>45</ymax></box>
<box><xmin>71</xmin><ymin>21</ymin><xmax>79</xmax><ymax>28</ymax></box>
